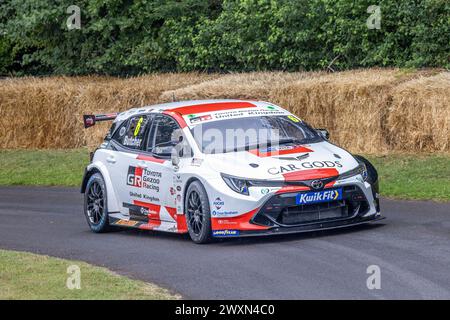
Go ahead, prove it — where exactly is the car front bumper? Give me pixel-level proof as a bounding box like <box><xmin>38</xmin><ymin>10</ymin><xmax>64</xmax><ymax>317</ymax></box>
<box><xmin>231</xmin><ymin>213</ymin><xmax>385</xmax><ymax>238</ymax></box>
<box><xmin>211</xmin><ymin>182</ymin><xmax>383</xmax><ymax>238</ymax></box>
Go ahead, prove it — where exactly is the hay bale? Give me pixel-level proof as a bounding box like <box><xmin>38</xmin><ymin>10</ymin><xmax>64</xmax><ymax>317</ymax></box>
<box><xmin>387</xmin><ymin>72</ymin><xmax>450</xmax><ymax>152</ymax></box>
<box><xmin>160</xmin><ymin>72</ymin><xmax>321</xmax><ymax>102</ymax></box>
<box><xmin>1</xmin><ymin>70</ymin><xmax>448</xmax><ymax>153</ymax></box>
<box><xmin>0</xmin><ymin>73</ymin><xmax>214</xmax><ymax>149</ymax></box>
<box><xmin>271</xmin><ymin>69</ymin><xmax>436</xmax><ymax>153</ymax></box>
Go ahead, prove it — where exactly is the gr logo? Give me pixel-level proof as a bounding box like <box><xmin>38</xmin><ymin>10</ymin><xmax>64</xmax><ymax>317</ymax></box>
<box><xmin>127</xmin><ymin>166</ymin><xmax>143</xmax><ymax>187</ymax></box>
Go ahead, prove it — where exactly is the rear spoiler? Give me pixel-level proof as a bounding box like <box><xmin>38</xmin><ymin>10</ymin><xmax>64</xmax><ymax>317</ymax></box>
<box><xmin>83</xmin><ymin>113</ymin><xmax>118</xmax><ymax>128</ymax></box>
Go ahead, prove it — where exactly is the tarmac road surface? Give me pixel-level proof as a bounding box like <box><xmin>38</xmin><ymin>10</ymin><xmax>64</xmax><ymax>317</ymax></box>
<box><xmin>0</xmin><ymin>186</ymin><xmax>449</xmax><ymax>299</ymax></box>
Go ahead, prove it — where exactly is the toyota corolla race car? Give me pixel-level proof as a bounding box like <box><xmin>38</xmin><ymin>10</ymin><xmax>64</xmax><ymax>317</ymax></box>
<box><xmin>81</xmin><ymin>99</ymin><xmax>383</xmax><ymax>243</ymax></box>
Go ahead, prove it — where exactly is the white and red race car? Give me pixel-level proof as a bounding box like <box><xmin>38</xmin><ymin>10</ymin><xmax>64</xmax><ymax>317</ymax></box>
<box><xmin>81</xmin><ymin>100</ymin><xmax>382</xmax><ymax>243</ymax></box>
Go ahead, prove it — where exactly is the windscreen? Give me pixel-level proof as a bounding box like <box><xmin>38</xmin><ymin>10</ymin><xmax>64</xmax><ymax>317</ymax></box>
<box><xmin>190</xmin><ymin>115</ymin><xmax>323</xmax><ymax>154</ymax></box>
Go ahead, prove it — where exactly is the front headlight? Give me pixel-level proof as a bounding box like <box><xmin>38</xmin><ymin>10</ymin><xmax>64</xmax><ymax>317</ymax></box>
<box><xmin>221</xmin><ymin>174</ymin><xmax>250</xmax><ymax>195</ymax></box>
<box><xmin>338</xmin><ymin>163</ymin><xmax>368</xmax><ymax>181</ymax></box>
<box><xmin>221</xmin><ymin>173</ymin><xmax>285</xmax><ymax>195</ymax></box>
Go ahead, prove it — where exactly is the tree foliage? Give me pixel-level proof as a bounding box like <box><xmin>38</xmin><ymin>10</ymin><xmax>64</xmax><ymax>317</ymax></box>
<box><xmin>0</xmin><ymin>0</ymin><xmax>448</xmax><ymax>75</ymax></box>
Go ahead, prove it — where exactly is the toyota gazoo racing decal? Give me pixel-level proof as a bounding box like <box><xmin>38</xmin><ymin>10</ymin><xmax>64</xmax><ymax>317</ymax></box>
<box><xmin>82</xmin><ymin>99</ymin><xmax>381</xmax><ymax>243</ymax></box>
<box><xmin>127</xmin><ymin>166</ymin><xmax>161</xmax><ymax>192</ymax></box>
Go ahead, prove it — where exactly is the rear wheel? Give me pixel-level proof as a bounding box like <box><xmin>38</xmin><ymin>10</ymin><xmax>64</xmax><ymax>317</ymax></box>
<box><xmin>185</xmin><ymin>181</ymin><xmax>213</xmax><ymax>244</ymax></box>
<box><xmin>84</xmin><ymin>173</ymin><xmax>112</xmax><ymax>233</ymax></box>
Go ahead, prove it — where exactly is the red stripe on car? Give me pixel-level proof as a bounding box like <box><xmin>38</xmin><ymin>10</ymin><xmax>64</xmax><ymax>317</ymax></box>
<box><xmin>136</xmin><ymin>154</ymin><xmax>166</xmax><ymax>164</ymax></box>
<box><xmin>164</xmin><ymin>206</ymin><xmax>188</xmax><ymax>233</ymax></box>
<box><xmin>168</xmin><ymin>101</ymin><xmax>256</xmax><ymax>115</ymax></box>
<box><xmin>211</xmin><ymin>208</ymin><xmax>269</xmax><ymax>231</ymax></box>
<box><xmin>138</xmin><ymin>221</ymin><xmax>161</xmax><ymax>230</ymax></box>
<box><xmin>163</xmin><ymin>110</ymin><xmax>188</xmax><ymax>128</ymax></box>
<box><xmin>248</xmin><ymin>145</ymin><xmax>313</xmax><ymax>157</ymax></box>
<box><xmin>275</xmin><ymin>185</ymin><xmax>310</xmax><ymax>194</ymax></box>
<box><xmin>133</xmin><ymin>200</ymin><xmax>162</xmax><ymax>227</ymax></box>
<box><xmin>282</xmin><ymin>168</ymin><xmax>339</xmax><ymax>181</ymax></box>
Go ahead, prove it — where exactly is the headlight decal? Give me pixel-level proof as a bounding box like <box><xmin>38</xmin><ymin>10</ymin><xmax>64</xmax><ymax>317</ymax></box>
<box><xmin>221</xmin><ymin>173</ymin><xmax>285</xmax><ymax>195</ymax></box>
<box><xmin>337</xmin><ymin>163</ymin><xmax>368</xmax><ymax>181</ymax></box>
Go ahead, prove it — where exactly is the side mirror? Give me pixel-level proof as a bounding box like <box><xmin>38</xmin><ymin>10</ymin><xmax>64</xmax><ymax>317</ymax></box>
<box><xmin>316</xmin><ymin>128</ymin><xmax>330</xmax><ymax>140</ymax></box>
<box><xmin>171</xmin><ymin>135</ymin><xmax>184</xmax><ymax>166</ymax></box>
<box><xmin>170</xmin><ymin>135</ymin><xmax>183</xmax><ymax>146</ymax></box>
<box><xmin>171</xmin><ymin>151</ymin><xmax>180</xmax><ymax>166</ymax></box>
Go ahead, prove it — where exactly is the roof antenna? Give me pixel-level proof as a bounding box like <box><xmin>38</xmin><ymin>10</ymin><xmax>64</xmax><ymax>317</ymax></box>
<box><xmin>172</xmin><ymin>92</ymin><xmax>177</xmax><ymax>102</ymax></box>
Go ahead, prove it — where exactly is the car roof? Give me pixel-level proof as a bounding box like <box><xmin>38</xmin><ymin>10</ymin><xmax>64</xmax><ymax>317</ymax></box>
<box><xmin>115</xmin><ymin>99</ymin><xmax>276</xmax><ymax>122</ymax></box>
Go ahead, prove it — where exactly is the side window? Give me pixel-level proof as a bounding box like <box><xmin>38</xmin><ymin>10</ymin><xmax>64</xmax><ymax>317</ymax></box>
<box><xmin>113</xmin><ymin>115</ymin><xmax>150</xmax><ymax>150</ymax></box>
<box><xmin>147</xmin><ymin>115</ymin><xmax>180</xmax><ymax>155</ymax></box>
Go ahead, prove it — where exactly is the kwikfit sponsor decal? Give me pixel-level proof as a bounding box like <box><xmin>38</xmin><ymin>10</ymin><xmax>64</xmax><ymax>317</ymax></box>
<box><xmin>268</xmin><ymin>161</ymin><xmax>342</xmax><ymax>175</ymax></box>
<box><xmin>296</xmin><ymin>188</ymin><xmax>343</xmax><ymax>205</ymax></box>
<box><xmin>212</xmin><ymin>230</ymin><xmax>240</xmax><ymax>237</ymax></box>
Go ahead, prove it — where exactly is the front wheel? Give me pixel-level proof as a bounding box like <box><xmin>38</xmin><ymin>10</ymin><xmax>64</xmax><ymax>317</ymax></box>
<box><xmin>185</xmin><ymin>181</ymin><xmax>213</xmax><ymax>244</ymax></box>
<box><xmin>84</xmin><ymin>173</ymin><xmax>112</xmax><ymax>233</ymax></box>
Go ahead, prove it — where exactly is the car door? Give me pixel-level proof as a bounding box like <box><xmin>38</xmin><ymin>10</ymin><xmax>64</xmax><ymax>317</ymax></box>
<box><xmin>135</xmin><ymin>114</ymin><xmax>182</xmax><ymax>232</ymax></box>
<box><xmin>106</xmin><ymin>114</ymin><xmax>153</xmax><ymax>222</ymax></box>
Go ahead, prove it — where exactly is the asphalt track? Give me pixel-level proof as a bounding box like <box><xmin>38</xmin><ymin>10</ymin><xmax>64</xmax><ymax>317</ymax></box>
<box><xmin>0</xmin><ymin>186</ymin><xmax>449</xmax><ymax>299</ymax></box>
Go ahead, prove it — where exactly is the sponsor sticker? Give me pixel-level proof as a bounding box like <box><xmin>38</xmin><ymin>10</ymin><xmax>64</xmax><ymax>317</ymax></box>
<box><xmin>123</xmin><ymin>136</ymin><xmax>142</xmax><ymax>147</ymax></box>
<box><xmin>212</xmin><ymin>230</ymin><xmax>240</xmax><ymax>237</ymax></box>
<box><xmin>133</xmin><ymin>116</ymin><xmax>144</xmax><ymax>136</ymax></box>
<box><xmin>127</xmin><ymin>166</ymin><xmax>162</xmax><ymax>192</ymax></box>
<box><xmin>189</xmin><ymin>114</ymin><xmax>212</xmax><ymax>124</ymax></box>
<box><xmin>296</xmin><ymin>188</ymin><xmax>343</xmax><ymax>205</ymax></box>
<box><xmin>260</xmin><ymin>145</ymin><xmax>295</xmax><ymax>153</ymax></box>
<box><xmin>288</xmin><ymin>115</ymin><xmax>300</xmax><ymax>122</ymax></box>
<box><xmin>211</xmin><ymin>209</ymin><xmax>238</xmax><ymax>216</ymax></box>
<box><xmin>268</xmin><ymin>160</ymin><xmax>342</xmax><ymax>175</ymax></box>
<box><xmin>191</xmin><ymin>158</ymin><xmax>203</xmax><ymax>167</ymax></box>
<box><xmin>213</xmin><ymin>197</ymin><xmax>224</xmax><ymax>210</ymax></box>
<box><xmin>115</xmin><ymin>220</ymin><xmax>138</xmax><ymax>227</ymax></box>
<box><xmin>127</xmin><ymin>166</ymin><xmax>143</xmax><ymax>187</ymax></box>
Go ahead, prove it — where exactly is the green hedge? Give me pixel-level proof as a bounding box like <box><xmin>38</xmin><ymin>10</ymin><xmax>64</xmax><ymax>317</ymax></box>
<box><xmin>0</xmin><ymin>0</ymin><xmax>448</xmax><ymax>75</ymax></box>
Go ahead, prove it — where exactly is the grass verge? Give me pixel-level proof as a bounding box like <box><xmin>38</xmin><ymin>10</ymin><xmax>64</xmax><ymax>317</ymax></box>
<box><xmin>0</xmin><ymin>249</ymin><xmax>179</xmax><ymax>300</ymax></box>
<box><xmin>0</xmin><ymin>149</ymin><xmax>448</xmax><ymax>202</ymax></box>
<box><xmin>366</xmin><ymin>153</ymin><xmax>450</xmax><ymax>202</ymax></box>
<box><xmin>0</xmin><ymin>149</ymin><xmax>89</xmax><ymax>187</ymax></box>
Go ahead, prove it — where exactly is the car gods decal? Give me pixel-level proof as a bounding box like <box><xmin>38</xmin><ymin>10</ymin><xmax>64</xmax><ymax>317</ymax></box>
<box><xmin>268</xmin><ymin>161</ymin><xmax>343</xmax><ymax>175</ymax></box>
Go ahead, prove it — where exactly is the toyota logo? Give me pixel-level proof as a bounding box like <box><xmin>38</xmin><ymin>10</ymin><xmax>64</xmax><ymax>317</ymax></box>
<box><xmin>311</xmin><ymin>180</ymin><xmax>324</xmax><ymax>190</ymax></box>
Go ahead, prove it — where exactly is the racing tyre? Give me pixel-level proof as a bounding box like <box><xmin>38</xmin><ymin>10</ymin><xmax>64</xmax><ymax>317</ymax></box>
<box><xmin>84</xmin><ymin>173</ymin><xmax>112</xmax><ymax>233</ymax></box>
<box><xmin>185</xmin><ymin>181</ymin><xmax>213</xmax><ymax>244</ymax></box>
